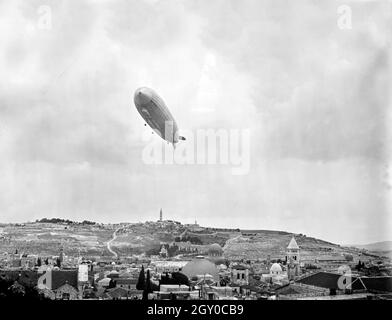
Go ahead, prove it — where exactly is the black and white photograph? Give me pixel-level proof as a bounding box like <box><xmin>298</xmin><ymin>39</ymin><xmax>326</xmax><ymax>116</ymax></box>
<box><xmin>0</xmin><ymin>0</ymin><xmax>391</xmax><ymax>315</ymax></box>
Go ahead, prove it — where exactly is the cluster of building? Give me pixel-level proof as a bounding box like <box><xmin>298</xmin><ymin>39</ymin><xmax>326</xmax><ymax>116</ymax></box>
<box><xmin>1</xmin><ymin>234</ymin><xmax>391</xmax><ymax>300</ymax></box>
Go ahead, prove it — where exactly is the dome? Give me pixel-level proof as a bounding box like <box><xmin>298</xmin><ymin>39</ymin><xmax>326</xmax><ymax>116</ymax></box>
<box><xmin>270</xmin><ymin>263</ymin><xmax>282</xmax><ymax>274</ymax></box>
<box><xmin>182</xmin><ymin>257</ymin><xmax>219</xmax><ymax>282</ymax></box>
<box><xmin>108</xmin><ymin>270</ymin><xmax>119</xmax><ymax>278</ymax></box>
<box><xmin>208</xmin><ymin>243</ymin><xmax>223</xmax><ymax>256</ymax></box>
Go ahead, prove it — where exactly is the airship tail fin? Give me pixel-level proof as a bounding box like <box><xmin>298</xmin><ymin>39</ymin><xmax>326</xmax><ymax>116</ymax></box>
<box><xmin>179</xmin><ymin>136</ymin><xmax>186</xmax><ymax>141</ymax></box>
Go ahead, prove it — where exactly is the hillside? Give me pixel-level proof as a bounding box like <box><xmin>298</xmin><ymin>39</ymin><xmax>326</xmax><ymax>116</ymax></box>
<box><xmin>346</xmin><ymin>241</ymin><xmax>392</xmax><ymax>260</ymax></box>
<box><xmin>349</xmin><ymin>241</ymin><xmax>392</xmax><ymax>252</ymax></box>
<box><xmin>223</xmin><ymin>231</ymin><xmax>363</xmax><ymax>261</ymax></box>
<box><xmin>0</xmin><ymin>222</ymin><xmax>115</xmax><ymax>257</ymax></box>
<box><xmin>0</xmin><ymin>220</ymin><xmax>383</xmax><ymax>262</ymax></box>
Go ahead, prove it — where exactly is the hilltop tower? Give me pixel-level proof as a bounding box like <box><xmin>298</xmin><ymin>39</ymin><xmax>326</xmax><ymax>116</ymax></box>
<box><xmin>160</xmin><ymin>208</ymin><xmax>163</xmax><ymax>222</ymax></box>
<box><xmin>286</xmin><ymin>236</ymin><xmax>300</xmax><ymax>280</ymax></box>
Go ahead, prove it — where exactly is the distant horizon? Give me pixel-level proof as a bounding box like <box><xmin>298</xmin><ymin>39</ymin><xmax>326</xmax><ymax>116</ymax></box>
<box><xmin>343</xmin><ymin>240</ymin><xmax>392</xmax><ymax>247</ymax></box>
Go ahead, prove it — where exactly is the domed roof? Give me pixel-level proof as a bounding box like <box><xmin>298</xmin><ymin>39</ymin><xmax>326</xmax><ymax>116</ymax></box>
<box><xmin>208</xmin><ymin>243</ymin><xmax>223</xmax><ymax>255</ymax></box>
<box><xmin>270</xmin><ymin>263</ymin><xmax>282</xmax><ymax>273</ymax></box>
<box><xmin>182</xmin><ymin>257</ymin><xmax>219</xmax><ymax>282</ymax></box>
<box><xmin>108</xmin><ymin>270</ymin><xmax>119</xmax><ymax>278</ymax></box>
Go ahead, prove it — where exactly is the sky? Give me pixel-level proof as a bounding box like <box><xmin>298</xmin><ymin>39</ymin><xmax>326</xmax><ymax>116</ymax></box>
<box><xmin>0</xmin><ymin>0</ymin><xmax>391</xmax><ymax>245</ymax></box>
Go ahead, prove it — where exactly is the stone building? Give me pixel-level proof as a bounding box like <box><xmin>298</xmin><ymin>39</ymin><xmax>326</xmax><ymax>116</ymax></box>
<box><xmin>37</xmin><ymin>269</ymin><xmax>79</xmax><ymax>299</ymax></box>
<box><xmin>231</xmin><ymin>265</ymin><xmax>249</xmax><ymax>285</ymax></box>
<box><xmin>286</xmin><ymin>236</ymin><xmax>300</xmax><ymax>280</ymax></box>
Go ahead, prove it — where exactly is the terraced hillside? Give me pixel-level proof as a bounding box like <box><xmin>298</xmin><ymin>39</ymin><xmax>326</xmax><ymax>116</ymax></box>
<box><xmin>0</xmin><ymin>222</ymin><xmax>115</xmax><ymax>256</ymax></box>
<box><xmin>223</xmin><ymin>231</ymin><xmax>359</xmax><ymax>261</ymax></box>
<box><xmin>0</xmin><ymin>221</ymin><xmax>385</xmax><ymax>262</ymax></box>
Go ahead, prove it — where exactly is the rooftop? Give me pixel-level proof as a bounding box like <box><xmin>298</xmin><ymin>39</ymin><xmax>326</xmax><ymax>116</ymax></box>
<box><xmin>287</xmin><ymin>236</ymin><xmax>299</xmax><ymax>250</ymax></box>
<box><xmin>232</xmin><ymin>265</ymin><xmax>248</xmax><ymax>270</ymax></box>
<box><xmin>296</xmin><ymin>271</ymin><xmax>364</xmax><ymax>290</ymax></box>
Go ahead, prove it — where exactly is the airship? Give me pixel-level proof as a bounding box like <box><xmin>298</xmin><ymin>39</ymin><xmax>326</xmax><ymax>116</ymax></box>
<box><xmin>134</xmin><ymin>87</ymin><xmax>185</xmax><ymax>146</ymax></box>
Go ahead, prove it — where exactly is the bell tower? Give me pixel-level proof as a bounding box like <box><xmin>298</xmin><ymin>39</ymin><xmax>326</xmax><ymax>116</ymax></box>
<box><xmin>286</xmin><ymin>236</ymin><xmax>300</xmax><ymax>280</ymax></box>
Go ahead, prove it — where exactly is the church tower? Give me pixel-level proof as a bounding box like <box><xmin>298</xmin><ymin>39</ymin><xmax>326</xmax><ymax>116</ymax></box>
<box><xmin>286</xmin><ymin>236</ymin><xmax>300</xmax><ymax>280</ymax></box>
<box><xmin>160</xmin><ymin>208</ymin><xmax>163</xmax><ymax>221</ymax></box>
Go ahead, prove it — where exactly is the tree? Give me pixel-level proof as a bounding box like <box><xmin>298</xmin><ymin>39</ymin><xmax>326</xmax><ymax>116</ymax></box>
<box><xmin>167</xmin><ymin>244</ymin><xmax>179</xmax><ymax>257</ymax></box>
<box><xmin>160</xmin><ymin>272</ymin><xmax>189</xmax><ymax>286</ymax></box>
<box><xmin>344</xmin><ymin>254</ymin><xmax>353</xmax><ymax>262</ymax></box>
<box><xmin>356</xmin><ymin>260</ymin><xmax>364</xmax><ymax>271</ymax></box>
<box><xmin>8</xmin><ymin>281</ymin><xmax>25</xmax><ymax>297</ymax></box>
<box><xmin>108</xmin><ymin>279</ymin><xmax>116</xmax><ymax>289</ymax></box>
<box><xmin>136</xmin><ymin>265</ymin><xmax>145</xmax><ymax>290</ymax></box>
<box><xmin>145</xmin><ymin>270</ymin><xmax>152</xmax><ymax>293</ymax></box>
<box><xmin>146</xmin><ymin>247</ymin><xmax>161</xmax><ymax>256</ymax></box>
<box><xmin>56</xmin><ymin>257</ymin><xmax>61</xmax><ymax>268</ymax></box>
<box><xmin>150</xmin><ymin>281</ymin><xmax>159</xmax><ymax>292</ymax></box>
<box><xmin>143</xmin><ymin>270</ymin><xmax>152</xmax><ymax>300</ymax></box>
<box><xmin>172</xmin><ymin>272</ymin><xmax>189</xmax><ymax>286</ymax></box>
<box><xmin>37</xmin><ymin>257</ymin><xmax>42</xmax><ymax>267</ymax></box>
<box><xmin>24</xmin><ymin>285</ymin><xmax>41</xmax><ymax>300</ymax></box>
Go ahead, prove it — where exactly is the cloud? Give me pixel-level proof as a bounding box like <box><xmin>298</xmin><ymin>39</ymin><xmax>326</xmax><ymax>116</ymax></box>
<box><xmin>188</xmin><ymin>0</ymin><xmax>390</xmax><ymax>161</ymax></box>
<box><xmin>0</xmin><ymin>0</ymin><xmax>390</xmax><ymax>244</ymax></box>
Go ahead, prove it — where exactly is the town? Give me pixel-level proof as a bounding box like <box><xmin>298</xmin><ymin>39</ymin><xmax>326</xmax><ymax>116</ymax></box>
<box><xmin>0</xmin><ymin>210</ymin><xmax>391</xmax><ymax>300</ymax></box>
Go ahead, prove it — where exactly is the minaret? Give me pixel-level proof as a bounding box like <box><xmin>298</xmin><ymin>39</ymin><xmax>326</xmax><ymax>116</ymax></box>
<box><xmin>286</xmin><ymin>236</ymin><xmax>300</xmax><ymax>280</ymax></box>
<box><xmin>160</xmin><ymin>208</ymin><xmax>163</xmax><ymax>222</ymax></box>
